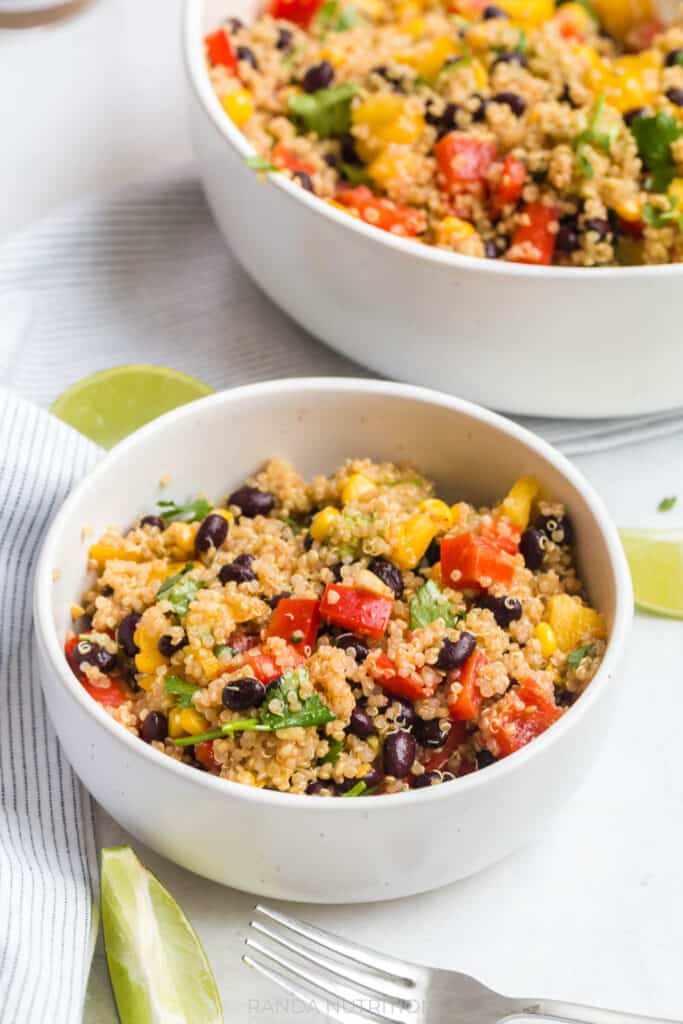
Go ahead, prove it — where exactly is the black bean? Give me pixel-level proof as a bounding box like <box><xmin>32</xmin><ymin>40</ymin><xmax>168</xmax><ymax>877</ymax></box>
<box><xmin>335</xmin><ymin>632</ymin><xmax>369</xmax><ymax>663</ymax></box>
<box><xmin>583</xmin><ymin>217</ymin><xmax>611</xmax><ymax>242</ymax></box>
<box><xmin>302</xmin><ymin>60</ymin><xmax>334</xmax><ymax>92</ymax></box>
<box><xmin>624</xmin><ymin>106</ymin><xmax>648</xmax><ymax>125</ymax></box>
<box><xmin>412</xmin><ymin>771</ymin><xmax>441</xmax><ymax>788</ymax></box>
<box><xmin>492</xmin><ymin>51</ymin><xmax>527</xmax><ymax>70</ymax></box>
<box><xmin>424</xmin><ymin>537</ymin><xmax>441</xmax><ymax>566</ymax></box>
<box><xmin>483</xmin><ymin>4</ymin><xmax>508</xmax><ymax>17</ymax></box>
<box><xmin>360</xmin><ymin>767</ymin><xmax>382</xmax><ymax>791</ymax></box>
<box><xmin>371</xmin><ymin>65</ymin><xmax>406</xmax><ymax>93</ymax></box>
<box><xmin>435</xmin><ymin>632</ymin><xmax>476</xmax><ymax>671</ymax></box>
<box><xmin>555</xmin><ymin>222</ymin><xmax>580</xmax><ymax>253</ymax></box>
<box><xmin>222</xmin><ymin>676</ymin><xmax>266</xmax><ymax>711</ymax></box>
<box><xmin>158</xmin><ymin>634</ymin><xmax>186</xmax><ymax>657</ymax></box>
<box><xmin>68</xmin><ymin>638</ymin><xmax>117</xmax><ymax>675</ymax></box>
<box><xmin>492</xmin><ymin>91</ymin><xmax>526</xmax><ymax>117</ymax></box>
<box><xmin>470</xmin><ymin>94</ymin><xmax>489</xmax><ymax>122</ymax></box>
<box><xmin>667</xmin><ymin>88</ymin><xmax>683</xmax><ymax>107</ymax></box>
<box><xmin>329</xmin><ymin>561</ymin><xmax>344</xmax><ymax>583</ymax></box>
<box><xmin>141</xmin><ymin>711</ymin><xmax>168</xmax><ymax>743</ymax></box>
<box><xmin>484</xmin><ymin>239</ymin><xmax>500</xmax><ymax>259</ymax></box>
<box><xmin>267</xmin><ymin>590</ymin><xmax>292</xmax><ymax>610</ymax></box>
<box><xmin>348</xmin><ymin>706</ymin><xmax>377</xmax><ymax>739</ymax></box>
<box><xmin>117</xmin><ymin>612</ymin><xmax>141</xmax><ymax>658</ymax></box>
<box><xmin>665</xmin><ymin>49</ymin><xmax>683</xmax><ymax>67</ymax></box>
<box><xmin>140</xmin><ymin>514</ymin><xmax>165</xmax><ymax>530</ymax></box>
<box><xmin>476</xmin><ymin>749</ymin><xmax>497</xmax><ymax>770</ymax></box>
<box><xmin>554</xmin><ymin>686</ymin><xmax>574</xmax><ymax>707</ymax></box>
<box><xmin>323</xmin><ymin>153</ymin><xmax>338</xmax><ymax>169</ymax></box>
<box><xmin>293</xmin><ymin>171</ymin><xmax>314</xmax><ymax>192</ymax></box>
<box><xmin>227</xmin><ymin>16</ymin><xmax>243</xmax><ymax>32</ymax></box>
<box><xmin>560</xmin><ymin>83</ymin><xmax>579</xmax><ymax>109</ymax></box>
<box><xmin>228</xmin><ymin>485</ymin><xmax>276</xmax><ymax>518</ymax></box>
<box><xmin>536</xmin><ymin>512</ymin><xmax>574</xmax><ymax>546</ymax></box>
<box><xmin>219</xmin><ymin>553</ymin><xmax>257</xmax><ymax>585</ymax></box>
<box><xmin>367</xmin><ymin>556</ymin><xmax>403</xmax><ymax>599</ymax></box>
<box><xmin>413</xmin><ymin>718</ymin><xmax>450</xmax><ymax>748</ymax></box>
<box><xmin>426</xmin><ymin>101</ymin><xmax>460</xmax><ymax>139</ymax></box>
<box><xmin>306</xmin><ymin>780</ymin><xmax>325</xmax><ymax>794</ymax></box>
<box><xmin>383</xmin><ymin>731</ymin><xmax>416</xmax><ymax>779</ymax></box>
<box><xmin>276</xmin><ymin>26</ymin><xmax>293</xmax><ymax>50</ymax></box>
<box><xmin>475</xmin><ymin>594</ymin><xmax>522</xmax><ymax>628</ymax></box>
<box><xmin>236</xmin><ymin>45</ymin><xmax>258</xmax><ymax>69</ymax></box>
<box><xmin>519</xmin><ymin>528</ymin><xmax>547</xmax><ymax>571</ymax></box>
<box><xmin>339</xmin><ymin>132</ymin><xmax>360</xmax><ymax>165</ymax></box>
<box><xmin>392</xmin><ymin>695</ymin><xmax>416</xmax><ymax>729</ymax></box>
<box><xmin>303</xmin><ymin>531</ymin><xmax>314</xmax><ymax>551</ymax></box>
<box><xmin>195</xmin><ymin>513</ymin><xmax>229</xmax><ymax>555</ymax></box>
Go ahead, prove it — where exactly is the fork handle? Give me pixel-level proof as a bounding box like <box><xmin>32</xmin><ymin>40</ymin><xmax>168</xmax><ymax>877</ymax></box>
<box><xmin>527</xmin><ymin>998</ymin><xmax>681</xmax><ymax>1024</ymax></box>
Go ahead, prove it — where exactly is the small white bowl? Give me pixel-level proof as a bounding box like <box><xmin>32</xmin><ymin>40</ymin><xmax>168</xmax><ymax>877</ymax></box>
<box><xmin>34</xmin><ymin>379</ymin><xmax>632</xmax><ymax>902</ymax></box>
<box><xmin>183</xmin><ymin>0</ymin><xmax>683</xmax><ymax>419</ymax></box>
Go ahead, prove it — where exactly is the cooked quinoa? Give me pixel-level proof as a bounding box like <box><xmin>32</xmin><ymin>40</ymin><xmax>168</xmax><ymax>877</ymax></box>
<box><xmin>66</xmin><ymin>459</ymin><xmax>607</xmax><ymax>795</ymax></box>
<box><xmin>205</xmin><ymin>0</ymin><xmax>683</xmax><ymax>265</ymax></box>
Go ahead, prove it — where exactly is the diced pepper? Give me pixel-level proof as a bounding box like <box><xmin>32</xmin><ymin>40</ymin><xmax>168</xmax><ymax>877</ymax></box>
<box><xmin>545</xmin><ymin>594</ymin><xmax>607</xmax><ymax>652</ymax></box>
<box><xmin>499</xmin><ymin>476</ymin><xmax>541</xmax><ymax>530</ymax></box>
<box><xmin>267</xmin><ymin>597</ymin><xmax>321</xmax><ymax>651</ymax></box>
<box><xmin>534</xmin><ymin>622</ymin><xmax>558</xmax><ymax>658</ymax></box>
<box><xmin>342</xmin><ymin>473</ymin><xmax>376</xmax><ymax>504</ymax></box>
<box><xmin>220</xmin><ymin>89</ymin><xmax>254</xmax><ymax>127</ymax></box>
<box><xmin>392</xmin><ymin>512</ymin><xmax>438</xmax><ymax>569</ymax></box>
<box><xmin>352</xmin><ymin>95</ymin><xmax>425</xmax><ymax>160</ymax></box>
<box><xmin>367</xmin><ymin>148</ymin><xmax>425</xmax><ymax>192</ymax></box>
<box><xmin>441</xmin><ymin>532</ymin><xmax>516</xmax><ymax>591</ymax></box>
<box><xmin>434</xmin><ymin>216</ymin><xmax>476</xmax><ymax>246</ymax></box>
<box><xmin>420</xmin><ymin>720</ymin><xmax>468</xmax><ymax>774</ymax></box>
<box><xmin>64</xmin><ymin>637</ymin><xmax>129</xmax><ymax>708</ymax></box>
<box><xmin>490</xmin><ymin>155</ymin><xmax>527</xmax><ymax>218</ymax></box>
<box><xmin>194</xmin><ymin>741</ymin><xmax>219</xmax><ymax>772</ymax></box>
<box><xmin>480</xmin><ymin>516</ymin><xmax>521</xmax><ymax>555</ymax></box>
<box><xmin>418</xmin><ymin>499</ymin><xmax>454</xmax><ymax>532</ymax></box>
<box><xmin>554</xmin><ymin>3</ymin><xmax>595</xmax><ymax>42</ymax></box>
<box><xmin>626</xmin><ymin>19</ymin><xmax>664</xmax><ymax>54</ymax></box>
<box><xmin>488</xmin><ymin>678</ymin><xmax>563</xmax><ymax>758</ymax></box>
<box><xmin>447</xmin><ymin>649</ymin><xmax>486</xmax><ymax>721</ymax></box>
<box><xmin>370</xmin><ymin>652</ymin><xmax>430</xmax><ymax>701</ymax></box>
<box><xmin>413</xmin><ymin>36</ymin><xmax>457</xmax><ymax>81</ymax></box>
<box><xmin>205</xmin><ymin>28</ymin><xmax>238</xmax><ymax>72</ymax></box>
<box><xmin>507</xmin><ymin>203</ymin><xmax>559</xmax><ymax>265</ymax></box>
<box><xmin>269</xmin><ymin>0</ymin><xmax>324</xmax><ymax>27</ymax></box>
<box><xmin>133</xmin><ymin>625</ymin><xmax>167</xmax><ymax>675</ymax></box>
<box><xmin>335</xmin><ymin>185</ymin><xmax>426</xmax><ymax>237</ymax></box>
<box><xmin>435</xmin><ymin>132</ymin><xmax>497</xmax><ymax>194</ymax></box>
<box><xmin>243</xmin><ymin>645</ymin><xmax>305</xmax><ymax>684</ymax></box>
<box><xmin>271</xmin><ymin>144</ymin><xmax>316</xmax><ymax>176</ymax></box>
<box><xmin>180</xmin><ymin>708</ymin><xmax>208</xmax><ymax>736</ymax></box>
<box><xmin>88</xmin><ymin>543</ymin><xmax>145</xmax><ymax>566</ymax></box>
<box><xmin>320</xmin><ymin>583</ymin><xmax>393</xmax><ymax>638</ymax></box>
<box><xmin>495</xmin><ymin>0</ymin><xmax>554</xmax><ymax>26</ymax></box>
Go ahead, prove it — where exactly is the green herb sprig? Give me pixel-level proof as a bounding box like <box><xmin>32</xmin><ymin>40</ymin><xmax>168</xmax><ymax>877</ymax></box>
<box><xmin>629</xmin><ymin>111</ymin><xmax>683</xmax><ymax>193</ymax></box>
<box><xmin>566</xmin><ymin>644</ymin><xmax>595</xmax><ymax>669</ymax></box>
<box><xmin>658</xmin><ymin>496</ymin><xmax>678</xmax><ymax>513</ymax></box>
<box><xmin>164</xmin><ymin>676</ymin><xmax>200</xmax><ymax>709</ymax></box>
<box><xmin>157</xmin><ymin>497</ymin><xmax>212</xmax><ymax>524</ymax></box>
<box><xmin>156</xmin><ymin>565</ymin><xmax>205</xmax><ymax>619</ymax></box>
<box><xmin>288</xmin><ymin>83</ymin><xmax>357</xmax><ymax>138</ymax></box>
<box><xmin>409</xmin><ymin>580</ymin><xmax>461</xmax><ymax>631</ymax></box>
<box><xmin>245</xmin><ymin>155</ymin><xmax>278</xmax><ymax>172</ymax></box>
<box><xmin>573</xmin><ymin>93</ymin><xmax>616</xmax><ymax>180</ymax></box>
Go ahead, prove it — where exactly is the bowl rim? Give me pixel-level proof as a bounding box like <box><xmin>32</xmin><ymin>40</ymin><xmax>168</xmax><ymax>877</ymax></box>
<box><xmin>35</xmin><ymin>377</ymin><xmax>633</xmax><ymax>812</ymax></box>
<box><xmin>183</xmin><ymin>0</ymin><xmax>683</xmax><ymax>283</ymax></box>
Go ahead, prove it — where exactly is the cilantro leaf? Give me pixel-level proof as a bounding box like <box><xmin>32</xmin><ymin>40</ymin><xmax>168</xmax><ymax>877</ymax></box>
<box><xmin>317</xmin><ymin>0</ymin><xmax>358</xmax><ymax>31</ymax></box>
<box><xmin>341</xmin><ymin>163</ymin><xmax>372</xmax><ymax>185</ymax></box>
<box><xmin>320</xmin><ymin>738</ymin><xmax>344</xmax><ymax>764</ymax></box>
<box><xmin>288</xmin><ymin>83</ymin><xmax>357</xmax><ymax>138</ymax></box>
<box><xmin>629</xmin><ymin>112</ymin><xmax>683</xmax><ymax>193</ymax></box>
<box><xmin>164</xmin><ymin>676</ymin><xmax>199</xmax><ymax>709</ymax></box>
<box><xmin>156</xmin><ymin>565</ymin><xmax>205</xmax><ymax>618</ymax></box>
<box><xmin>573</xmin><ymin>93</ymin><xmax>617</xmax><ymax>178</ymax></box>
<box><xmin>566</xmin><ymin>644</ymin><xmax>595</xmax><ymax>669</ymax></box>
<box><xmin>643</xmin><ymin>200</ymin><xmax>683</xmax><ymax>233</ymax></box>
<box><xmin>245</xmin><ymin>155</ymin><xmax>278</xmax><ymax>172</ymax></box>
<box><xmin>340</xmin><ymin>781</ymin><xmax>367</xmax><ymax>797</ymax></box>
<box><xmin>577</xmin><ymin>151</ymin><xmax>594</xmax><ymax>179</ymax></box>
<box><xmin>213</xmin><ymin>643</ymin><xmax>236</xmax><ymax>660</ymax></box>
<box><xmin>658</xmin><ymin>496</ymin><xmax>677</xmax><ymax>512</ymax></box>
<box><xmin>409</xmin><ymin>580</ymin><xmax>460</xmax><ymax>631</ymax></box>
<box><xmin>157</xmin><ymin>497</ymin><xmax>212</xmax><ymax>524</ymax></box>
<box><xmin>260</xmin><ymin>667</ymin><xmax>336</xmax><ymax>730</ymax></box>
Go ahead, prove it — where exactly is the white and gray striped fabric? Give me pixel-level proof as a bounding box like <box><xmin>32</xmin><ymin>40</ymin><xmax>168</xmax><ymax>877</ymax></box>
<box><xmin>0</xmin><ymin>389</ymin><xmax>100</xmax><ymax>1024</ymax></box>
<box><xmin>0</xmin><ymin>169</ymin><xmax>682</xmax><ymax>453</ymax></box>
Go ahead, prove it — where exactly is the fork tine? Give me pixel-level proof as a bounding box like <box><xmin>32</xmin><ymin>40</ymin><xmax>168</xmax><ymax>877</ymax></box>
<box><xmin>243</xmin><ymin>952</ymin><xmax>373</xmax><ymax>1024</ymax></box>
<box><xmin>254</xmin><ymin>905</ymin><xmax>417</xmax><ymax>985</ymax></box>
<box><xmin>250</xmin><ymin>919</ymin><xmax>415</xmax><ymax>1006</ymax></box>
<box><xmin>244</xmin><ymin>938</ymin><xmax>409</xmax><ymax>1024</ymax></box>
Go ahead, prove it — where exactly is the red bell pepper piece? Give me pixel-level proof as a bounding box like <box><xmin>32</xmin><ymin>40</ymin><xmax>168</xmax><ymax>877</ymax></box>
<box><xmin>194</xmin><ymin>741</ymin><xmax>219</xmax><ymax>772</ymax></box>
<box><xmin>441</xmin><ymin>533</ymin><xmax>516</xmax><ymax>591</ymax></box>
<box><xmin>243</xmin><ymin>645</ymin><xmax>305</xmax><ymax>683</ymax></box>
<box><xmin>488</xmin><ymin>679</ymin><xmax>563</xmax><ymax>758</ymax></box>
<box><xmin>320</xmin><ymin>584</ymin><xmax>393</xmax><ymax>639</ymax></box>
<box><xmin>370</xmin><ymin>653</ymin><xmax>431</xmax><ymax>702</ymax></box>
<box><xmin>269</xmin><ymin>0</ymin><xmax>324</xmax><ymax>28</ymax></box>
<box><xmin>618</xmin><ymin>216</ymin><xmax>644</xmax><ymax>239</ymax></box>
<box><xmin>435</xmin><ymin>132</ymin><xmax>497</xmax><ymax>195</ymax></box>
<box><xmin>480</xmin><ymin>517</ymin><xmax>521</xmax><ymax>556</ymax></box>
<box><xmin>420</xmin><ymin>720</ymin><xmax>467</xmax><ymax>774</ymax></box>
<box><xmin>490</xmin><ymin>155</ymin><xmax>527</xmax><ymax>217</ymax></box>
<box><xmin>627</xmin><ymin>18</ymin><xmax>664</xmax><ymax>52</ymax></box>
<box><xmin>204</xmin><ymin>29</ymin><xmax>238</xmax><ymax>72</ymax></box>
<box><xmin>64</xmin><ymin>637</ymin><xmax>129</xmax><ymax>709</ymax></box>
<box><xmin>507</xmin><ymin>202</ymin><xmax>559</xmax><ymax>265</ymax></box>
<box><xmin>266</xmin><ymin>597</ymin><xmax>321</xmax><ymax>651</ymax></box>
<box><xmin>271</xmin><ymin>144</ymin><xmax>316</xmax><ymax>176</ymax></box>
<box><xmin>448</xmin><ymin>650</ymin><xmax>487</xmax><ymax>721</ymax></box>
<box><xmin>334</xmin><ymin>185</ymin><xmax>426</xmax><ymax>237</ymax></box>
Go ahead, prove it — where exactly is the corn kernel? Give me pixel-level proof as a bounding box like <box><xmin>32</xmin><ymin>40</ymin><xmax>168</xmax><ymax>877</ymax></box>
<box><xmin>356</xmin><ymin>762</ymin><xmax>372</xmax><ymax>778</ymax></box>
<box><xmin>393</xmin><ymin>512</ymin><xmax>438</xmax><ymax>570</ymax></box>
<box><xmin>133</xmin><ymin>626</ymin><xmax>167</xmax><ymax>674</ymax></box>
<box><xmin>168</xmin><ymin>708</ymin><xmax>186</xmax><ymax>738</ymax></box>
<box><xmin>545</xmin><ymin>594</ymin><xmax>607</xmax><ymax>652</ymax></box>
<box><xmin>88</xmin><ymin>543</ymin><xmax>145</xmax><ymax>565</ymax></box>
<box><xmin>342</xmin><ymin>473</ymin><xmax>376</xmax><ymax>505</ymax></box>
<box><xmin>500</xmin><ymin>476</ymin><xmax>541</xmax><ymax>530</ymax></box>
<box><xmin>310</xmin><ymin>506</ymin><xmax>341</xmax><ymax>541</ymax></box>
<box><xmin>180</xmin><ymin>708</ymin><xmax>207</xmax><ymax>736</ymax></box>
<box><xmin>318</xmin><ymin>45</ymin><xmax>346</xmax><ymax>67</ymax></box>
<box><xmin>470</xmin><ymin>58</ymin><xmax>488</xmax><ymax>92</ymax></box>
<box><xmin>435</xmin><ymin>216</ymin><xmax>475</xmax><ymax>246</ymax></box>
<box><xmin>418</xmin><ymin>498</ymin><xmax>454</xmax><ymax>531</ymax></box>
<box><xmin>220</xmin><ymin>88</ymin><xmax>254</xmax><ymax>127</ymax></box>
<box><xmin>535</xmin><ymin>622</ymin><xmax>558</xmax><ymax>659</ymax></box>
<box><xmin>163</xmin><ymin>521</ymin><xmax>198</xmax><ymax>557</ymax></box>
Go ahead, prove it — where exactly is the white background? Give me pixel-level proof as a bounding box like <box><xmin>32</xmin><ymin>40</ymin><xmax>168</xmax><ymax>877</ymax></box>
<box><xmin>2</xmin><ymin>3</ymin><xmax>683</xmax><ymax>1023</ymax></box>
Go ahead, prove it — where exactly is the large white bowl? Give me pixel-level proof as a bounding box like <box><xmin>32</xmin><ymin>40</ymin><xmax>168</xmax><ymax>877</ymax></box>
<box><xmin>183</xmin><ymin>0</ymin><xmax>683</xmax><ymax>419</ymax></box>
<box><xmin>34</xmin><ymin>379</ymin><xmax>632</xmax><ymax>902</ymax></box>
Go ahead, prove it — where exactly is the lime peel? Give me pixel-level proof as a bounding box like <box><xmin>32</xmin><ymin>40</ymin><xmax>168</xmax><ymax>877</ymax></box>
<box><xmin>620</xmin><ymin>528</ymin><xmax>683</xmax><ymax>620</ymax></box>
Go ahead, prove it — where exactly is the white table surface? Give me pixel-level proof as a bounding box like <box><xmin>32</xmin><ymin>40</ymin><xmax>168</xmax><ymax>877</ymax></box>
<box><xmin>3</xmin><ymin>4</ymin><xmax>683</xmax><ymax>1023</ymax></box>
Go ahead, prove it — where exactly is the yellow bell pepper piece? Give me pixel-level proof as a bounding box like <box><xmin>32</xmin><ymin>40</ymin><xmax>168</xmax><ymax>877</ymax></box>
<box><xmin>545</xmin><ymin>594</ymin><xmax>607</xmax><ymax>653</ymax></box>
<box><xmin>163</xmin><ymin>521</ymin><xmax>199</xmax><ymax>557</ymax></box>
<box><xmin>133</xmin><ymin>626</ymin><xmax>167</xmax><ymax>675</ymax></box>
<box><xmin>310</xmin><ymin>506</ymin><xmax>341</xmax><ymax>541</ymax></box>
<box><xmin>496</xmin><ymin>0</ymin><xmax>554</xmax><ymax>26</ymax></box>
<box><xmin>180</xmin><ymin>708</ymin><xmax>207</xmax><ymax>736</ymax></box>
<box><xmin>415</xmin><ymin>36</ymin><xmax>457</xmax><ymax>81</ymax></box>
<box><xmin>168</xmin><ymin>708</ymin><xmax>186</xmax><ymax>739</ymax></box>
<box><xmin>500</xmin><ymin>476</ymin><xmax>541</xmax><ymax>530</ymax></box>
<box><xmin>435</xmin><ymin>216</ymin><xmax>475</xmax><ymax>246</ymax></box>
<box><xmin>591</xmin><ymin>0</ymin><xmax>654</xmax><ymax>40</ymax></box>
<box><xmin>352</xmin><ymin>95</ymin><xmax>424</xmax><ymax>161</ymax></box>
<box><xmin>367</xmin><ymin>147</ymin><xmax>424</xmax><ymax>190</ymax></box>
<box><xmin>342</xmin><ymin>473</ymin><xmax>376</xmax><ymax>504</ymax></box>
<box><xmin>88</xmin><ymin>543</ymin><xmax>145</xmax><ymax>566</ymax></box>
<box><xmin>534</xmin><ymin>622</ymin><xmax>558</xmax><ymax>659</ymax></box>
<box><xmin>220</xmin><ymin>89</ymin><xmax>254</xmax><ymax>127</ymax></box>
<box><xmin>393</xmin><ymin>513</ymin><xmax>438</xmax><ymax>570</ymax></box>
<box><xmin>418</xmin><ymin>498</ymin><xmax>454</xmax><ymax>531</ymax></box>
<box><xmin>471</xmin><ymin>58</ymin><xmax>488</xmax><ymax>92</ymax></box>
<box><xmin>586</xmin><ymin>51</ymin><xmax>661</xmax><ymax>113</ymax></box>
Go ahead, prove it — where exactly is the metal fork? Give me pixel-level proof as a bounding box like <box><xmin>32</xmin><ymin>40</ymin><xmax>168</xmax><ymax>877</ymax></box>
<box><xmin>244</xmin><ymin>905</ymin><xmax>680</xmax><ymax>1024</ymax></box>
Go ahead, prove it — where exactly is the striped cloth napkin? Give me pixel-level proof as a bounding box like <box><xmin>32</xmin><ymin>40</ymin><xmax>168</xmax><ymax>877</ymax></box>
<box><xmin>0</xmin><ymin>390</ymin><xmax>99</xmax><ymax>1024</ymax></box>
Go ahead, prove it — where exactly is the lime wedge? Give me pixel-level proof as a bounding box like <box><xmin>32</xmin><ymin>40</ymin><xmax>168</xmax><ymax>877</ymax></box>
<box><xmin>50</xmin><ymin>365</ymin><xmax>213</xmax><ymax>448</ymax></box>
<box><xmin>620</xmin><ymin>528</ymin><xmax>683</xmax><ymax>619</ymax></box>
<box><xmin>101</xmin><ymin>846</ymin><xmax>223</xmax><ymax>1024</ymax></box>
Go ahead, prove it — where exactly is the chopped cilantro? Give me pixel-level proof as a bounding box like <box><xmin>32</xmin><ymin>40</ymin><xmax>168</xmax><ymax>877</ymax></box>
<box><xmin>245</xmin><ymin>154</ymin><xmax>278</xmax><ymax>172</ymax></box>
<box><xmin>658</xmin><ymin>496</ymin><xmax>678</xmax><ymax>513</ymax></box>
<box><xmin>573</xmin><ymin>92</ymin><xmax>616</xmax><ymax>179</ymax></box>
<box><xmin>643</xmin><ymin>201</ymin><xmax>683</xmax><ymax>233</ymax></box>
<box><xmin>157</xmin><ymin>497</ymin><xmax>212</xmax><ymax>524</ymax></box>
<box><xmin>156</xmin><ymin>565</ymin><xmax>205</xmax><ymax>619</ymax></box>
<box><xmin>288</xmin><ymin>83</ymin><xmax>357</xmax><ymax>138</ymax></box>
<box><xmin>214</xmin><ymin>644</ymin><xmax>236</xmax><ymax>660</ymax></box>
<box><xmin>671</xmin><ymin>51</ymin><xmax>683</xmax><ymax>68</ymax></box>
<box><xmin>316</xmin><ymin>0</ymin><xmax>358</xmax><ymax>32</ymax></box>
<box><xmin>516</xmin><ymin>29</ymin><xmax>527</xmax><ymax>54</ymax></box>
<box><xmin>629</xmin><ymin>112</ymin><xmax>683</xmax><ymax>192</ymax></box>
<box><xmin>409</xmin><ymin>580</ymin><xmax>461</xmax><ymax>631</ymax></box>
<box><xmin>164</xmin><ymin>676</ymin><xmax>199</xmax><ymax>709</ymax></box>
<box><xmin>340</xmin><ymin>781</ymin><xmax>367</xmax><ymax>797</ymax></box>
<box><xmin>320</xmin><ymin>738</ymin><xmax>344</xmax><ymax>764</ymax></box>
<box><xmin>566</xmin><ymin>644</ymin><xmax>595</xmax><ymax>669</ymax></box>
<box><xmin>341</xmin><ymin>163</ymin><xmax>372</xmax><ymax>185</ymax></box>
<box><xmin>280</xmin><ymin>514</ymin><xmax>307</xmax><ymax>533</ymax></box>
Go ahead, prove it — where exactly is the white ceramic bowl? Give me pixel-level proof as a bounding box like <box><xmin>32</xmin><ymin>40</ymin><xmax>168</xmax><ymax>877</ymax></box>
<box><xmin>35</xmin><ymin>379</ymin><xmax>632</xmax><ymax>902</ymax></box>
<box><xmin>183</xmin><ymin>0</ymin><xmax>683</xmax><ymax>419</ymax></box>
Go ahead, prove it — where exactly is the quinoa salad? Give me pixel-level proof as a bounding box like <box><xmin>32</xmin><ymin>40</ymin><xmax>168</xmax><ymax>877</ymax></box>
<box><xmin>205</xmin><ymin>0</ymin><xmax>683</xmax><ymax>265</ymax></box>
<box><xmin>65</xmin><ymin>460</ymin><xmax>608</xmax><ymax>796</ymax></box>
